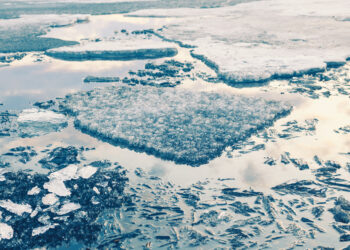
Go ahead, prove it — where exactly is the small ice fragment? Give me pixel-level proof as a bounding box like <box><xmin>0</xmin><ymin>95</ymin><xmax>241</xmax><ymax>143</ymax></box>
<box><xmin>0</xmin><ymin>200</ymin><xmax>32</xmax><ymax>216</ymax></box>
<box><xmin>78</xmin><ymin>165</ymin><xmax>97</xmax><ymax>179</ymax></box>
<box><xmin>0</xmin><ymin>223</ymin><xmax>13</xmax><ymax>240</ymax></box>
<box><xmin>56</xmin><ymin>203</ymin><xmax>81</xmax><ymax>215</ymax></box>
<box><xmin>28</xmin><ymin>186</ymin><xmax>41</xmax><ymax>195</ymax></box>
<box><xmin>42</xmin><ymin>193</ymin><xmax>59</xmax><ymax>206</ymax></box>
<box><xmin>32</xmin><ymin>224</ymin><xmax>58</xmax><ymax>237</ymax></box>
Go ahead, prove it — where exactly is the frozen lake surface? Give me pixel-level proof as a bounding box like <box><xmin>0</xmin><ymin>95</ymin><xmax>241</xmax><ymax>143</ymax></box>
<box><xmin>0</xmin><ymin>0</ymin><xmax>350</xmax><ymax>249</ymax></box>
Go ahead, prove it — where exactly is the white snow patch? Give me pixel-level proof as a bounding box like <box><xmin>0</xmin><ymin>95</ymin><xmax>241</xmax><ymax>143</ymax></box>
<box><xmin>0</xmin><ymin>200</ymin><xmax>32</xmax><ymax>216</ymax></box>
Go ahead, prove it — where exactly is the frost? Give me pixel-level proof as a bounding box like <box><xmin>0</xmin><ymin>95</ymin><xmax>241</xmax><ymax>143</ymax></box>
<box><xmin>17</xmin><ymin>108</ymin><xmax>67</xmax><ymax>137</ymax></box>
<box><xmin>0</xmin><ymin>223</ymin><xmax>13</xmax><ymax>240</ymax></box>
<box><xmin>60</xmin><ymin>84</ymin><xmax>291</xmax><ymax>166</ymax></box>
<box><xmin>0</xmin><ymin>200</ymin><xmax>32</xmax><ymax>216</ymax></box>
<box><xmin>130</xmin><ymin>0</ymin><xmax>350</xmax><ymax>83</ymax></box>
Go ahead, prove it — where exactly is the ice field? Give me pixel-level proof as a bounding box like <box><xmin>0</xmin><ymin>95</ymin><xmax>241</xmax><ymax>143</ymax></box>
<box><xmin>0</xmin><ymin>0</ymin><xmax>349</xmax><ymax>249</ymax></box>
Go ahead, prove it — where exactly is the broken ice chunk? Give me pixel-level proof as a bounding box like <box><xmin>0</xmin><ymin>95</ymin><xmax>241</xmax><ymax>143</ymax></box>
<box><xmin>0</xmin><ymin>200</ymin><xmax>32</xmax><ymax>216</ymax></box>
<box><xmin>17</xmin><ymin>108</ymin><xmax>67</xmax><ymax>138</ymax></box>
<box><xmin>0</xmin><ymin>223</ymin><xmax>13</xmax><ymax>240</ymax></box>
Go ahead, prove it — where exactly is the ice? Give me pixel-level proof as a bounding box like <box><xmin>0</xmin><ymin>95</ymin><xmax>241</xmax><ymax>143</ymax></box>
<box><xmin>0</xmin><ymin>200</ymin><xmax>32</xmax><ymax>216</ymax></box>
<box><xmin>0</xmin><ymin>15</ymin><xmax>84</xmax><ymax>53</ymax></box>
<box><xmin>77</xmin><ymin>165</ymin><xmax>97</xmax><ymax>179</ymax></box>
<box><xmin>44</xmin><ymin>165</ymin><xmax>79</xmax><ymax>196</ymax></box>
<box><xmin>130</xmin><ymin>0</ymin><xmax>350</xmax><ymax>84</ymax></box>
<box><xmin>17</xmin><ymin>108</ymin><xmax>68</xmax><ymax>137</ymax></box>
<box><xmin>45</xmin><ymin>38</ymin><xmax>178</xmax><ymax>61</ymax></box>
<box><xmin>27</xmin><ymin>186</ymin><xmax>41</xmax><ymax>195</ymax></box>
<box><xmin>59</xmin><ymin>84</ymin><xmax>291</xmax><ymax>166</ymax></box>
<box><xmin>32</xmin><ymin>224</ymin><xmax>58</xmax><ymax>237</ymax></box>
<box><xmin>42</xmin><ymin>193</ymin><xmax>59</xmax><ymax>205</ymax></box>
<box><xmin>39</xmin><ymin>146</ymin><xmax>79</xmax><ymax>170</ymax></box>
<box><xmin>0</xmin><ymin>223</ymin><xmax>13</xmax><ymax>240</ymax></box>
<box><xmin>0</xmin><ymin>163</ymin><xmax>128</xmax><ymax>248</ymax></box>
<box><xmin>56</xmin><ymin>202</ymin><xmax>81</xmax><ymax>215</ymax></box>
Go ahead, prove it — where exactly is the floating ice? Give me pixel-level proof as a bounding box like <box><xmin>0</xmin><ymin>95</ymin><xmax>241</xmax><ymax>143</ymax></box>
<box><xmin>56</xmin><ymin>202</ymin><xmax>81</xmax><ymax>215</ymax></box>
<box><xmin>130</xmin><ymin>0</ymin><xmax>350</xmax><ymax>84</ymax></box>
<box><xmin>0</xmin><ymin>223</ymin><xmax>13</xmax><ymax>240</ymax></box>
<box><xmin>77</xmin><ymin>165</ymin><xmax>97</xmax><ymax>179</ymax></box>
<box><xmin>45</xmin><ymin>38</ymin><xmax>178</xmax><ymax>61</ymax></box>
<box><xmin>44</xmin><ymin>165</ymin><xmax>79</xmax><ymax>196</ymax></box>
<box><xmin>32</xmin><ymin>224</ymin><xmax>58</xmax><ymax>237</ymax></box>
<box><xmin>60</xmin><ymin>84</ymin><xmax>291</xmax><ymax>166</ymax></box>
<box><xmin>0</xmin><ymin>200</ymin><xmax>32</xmax><ymax>216</ymax></box>
<box><xmin>0</xmin><ymin>15</ymin><xmax>84</xmax><ymax>53</ymax></box>
<box><xmin>17</xmin><ymin>108</ymin><xmax>67</xmax><ymax>137</ymax></box>
<box><xmin>28</xmin><ymin>186</ymin><xmax>41</xmax><ymax>195</ymax></box>
<box><xmin>42</xmin><ymin>193</ymin><xmax>59</xmax><ymax>205</ymax></box>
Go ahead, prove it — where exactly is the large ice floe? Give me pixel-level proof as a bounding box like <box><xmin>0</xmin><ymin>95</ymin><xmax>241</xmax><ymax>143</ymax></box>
<box><xmin>45</xmin><ymin>35</ymin><xmax>178</xmax><ymax>61</ymax></box>
<box><xmin>0</xmin><ymin>14</ymin><xmax>86</xmax><ymax>53</ymax></box>
<box><xmin>129</xmin><ymin>0</ymin><xmax>350</xmax><ymax>84</ymax></box>
<box><xmin>59</xmin><ymin>84</ymin><xmax>291</xmax><ymax>166</ymax></box>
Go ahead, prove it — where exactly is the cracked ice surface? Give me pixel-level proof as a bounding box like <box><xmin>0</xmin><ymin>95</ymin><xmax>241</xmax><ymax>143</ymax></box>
<box><xmin>130</xmin><ymin>0</ymin><xmax>350</xmax><ymax>84</ymax></box>
<box><xmin>59</xmin><ymin>84</ymin><xmax>291</xmax><ymax>166</ymax></box>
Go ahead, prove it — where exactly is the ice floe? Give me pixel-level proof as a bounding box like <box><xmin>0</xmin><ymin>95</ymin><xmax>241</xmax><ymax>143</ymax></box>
<box><xmin>0</xmin><ymin>200</ymin><xmax>32</xmax><ymax>216</ymax></box>
<box><xmin>0</xmin><ymin>223</ymin><xmax>13</xmax><ymax>240</ymax></box>
<box><xmin>45</xmin><ymin>37</ymin><xmax>177</xmax><ymax>61</ymax></box>
<box><xmin>17</xmin><ymin>108</ymin><xmax>68</xmax><ymax>137</ymax></box>
<box><xmin>0</xmin><ymin>14</ymin><xmax>85</xmax><ymax>53</ymax></box>
<box><xmin>130</xmin><ymin>0</ymin><xmax>350</xmax><ymax>84</ymax></box>
<box><xmin>59</xmin><ymin>84</ymin><xmax>291</xmax><ymax>165</ymax></box>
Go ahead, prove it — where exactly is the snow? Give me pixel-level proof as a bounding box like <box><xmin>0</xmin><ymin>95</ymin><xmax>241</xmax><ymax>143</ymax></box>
<box><xmin>56</xmin><ymin>203</ymin><xmax>81</xmax><ymax>215</ymax></box>
<box><xmin>17</xmin><ymin>108</ymin><xmax>68</xmax><ymax>137</ymax></box>
<box><xmin>129</xmin><ymin>0</ymin><xmax>350</xmax><ymax>83</ymax></box>
<box><xmin>0</xmin><ymin>200</ymin><xmax>32</xmax><ymax>216</ymax></box>
<box><xmin>60</xmin><ymin>84</ymin><xmax>291</xmax><ymax>166</ymax></box>
<box><xmin>0</xmin><ymin>223</ymin><xmax>13</xmax><ymax>240</ymax></box>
